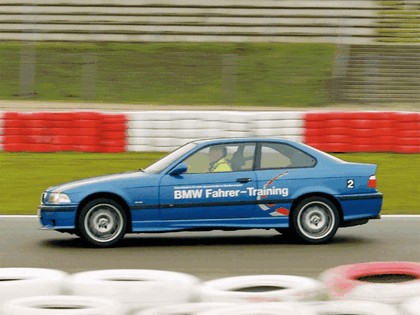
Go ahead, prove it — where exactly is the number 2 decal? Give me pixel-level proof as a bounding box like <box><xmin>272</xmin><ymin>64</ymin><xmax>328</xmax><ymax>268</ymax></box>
<box><xmin>347</xmin><ymin>179</ymin><xmax>355</xmax><ymax>189</ymax></box>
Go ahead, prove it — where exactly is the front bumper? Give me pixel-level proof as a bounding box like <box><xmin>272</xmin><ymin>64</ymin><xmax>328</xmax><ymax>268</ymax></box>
<box><xmin>38</xmin><ymin>204</ymin><xmax>78</xmax><ymax>230</ymax></box>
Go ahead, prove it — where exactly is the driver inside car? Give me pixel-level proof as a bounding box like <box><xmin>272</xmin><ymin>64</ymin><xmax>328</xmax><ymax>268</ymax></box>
<box><xmin>208</xmin><ymin>146</ymin><xmax>232</xmax><ymax>172</ymax></box>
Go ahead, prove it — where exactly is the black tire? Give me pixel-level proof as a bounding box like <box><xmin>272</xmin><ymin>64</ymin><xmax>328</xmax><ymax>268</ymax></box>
<box><xmin>78</xmin><ymin>198</ymin><xmax>127</xmax><ymax>247</ymax></box>
<box><xmin>290</xmin><ymin>197</ymin><xmax>339</xmax><ymax>244</ymax></box>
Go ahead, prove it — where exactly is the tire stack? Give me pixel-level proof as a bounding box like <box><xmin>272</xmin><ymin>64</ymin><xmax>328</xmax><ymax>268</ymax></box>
<box><xmin>1</xmin><ymin>110</ymin><xmax>418</xmax><ymax>154</ymax></box>
<box><xmin>0</xmin><ymin>262</ymin><xmax>419</xmax><ymax>314</ymax></box>
<box><xmin>1</xmin><ymin>112</ymin><xmax>126</xmax><ymax>153</ymax></box>
<box><xmin>318</xmin><ymin>261</ymin><xmax>420</xmax><ymax>315</ymax></box>
<box><xmin>304</xmin><ymin>111</ymin><xmax>420</xmax><ymax>154</ymax></box>
<box><xmin>66</xmin><ymin>269</ymin><xmax>200</xmax><ymax>314</ymax></box>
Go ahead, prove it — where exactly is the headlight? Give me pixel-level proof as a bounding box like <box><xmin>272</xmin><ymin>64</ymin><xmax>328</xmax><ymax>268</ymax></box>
<box><xmin>48</xmin><ymin>192</ymin><xmax>71</xmax><ymax>204</ymax></box>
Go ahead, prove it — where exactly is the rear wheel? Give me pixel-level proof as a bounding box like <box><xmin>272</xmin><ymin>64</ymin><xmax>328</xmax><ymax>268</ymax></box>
<box><xmin>290</xmin><ymin>197</ymin><xmax>339</xmax><ymax>244</ymax></box>
<box><xmin>78</xmin><ymin>198</ymin><xmax>127</xmax><ymax>247</ymax></box>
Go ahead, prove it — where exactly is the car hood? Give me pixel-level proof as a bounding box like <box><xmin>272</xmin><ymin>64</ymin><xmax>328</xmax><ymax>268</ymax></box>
<box><xmin>47</xmin><ymin>171</ymin><xmax>149</xmax><ymax>193</ymax></box>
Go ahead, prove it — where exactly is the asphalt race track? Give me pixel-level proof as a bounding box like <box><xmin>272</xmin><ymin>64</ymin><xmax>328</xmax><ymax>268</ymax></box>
<box><xmin>0</xmin><ymin>216</ymin><xmax>419</xmax><ymax>280</ymax></box>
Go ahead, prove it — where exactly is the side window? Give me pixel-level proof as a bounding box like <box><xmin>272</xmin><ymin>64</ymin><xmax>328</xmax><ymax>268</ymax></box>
<box><xmin>260</xmin><ymin>143</ymin><xmax>316</xmax><ymax>169</ymax></box>
<box><xmin>229</xmin><ymin>144</ymin><xmax>255</xmax><ymax>171</ymax></box>
<box><xmin>183</xmin><ymin>148</ymin><xmax>209</xmax><ymax>173</ymax></box>
<box><xmin>183</xmin><ymin>143</ymin><xmax>256</xmax><ymax>174</ymax></box>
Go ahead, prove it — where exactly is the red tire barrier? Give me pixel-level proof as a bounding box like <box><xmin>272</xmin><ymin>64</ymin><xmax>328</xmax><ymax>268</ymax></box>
<box><xmin>304</xmin><ymin>112</ymin><xmax>420</xmax><ymax>153</ymax></box>
<box><xmin>2</xmin><ymin>112</ymin><xmax>127</xmax><ymax>153</ymax></box>
<box><xmin>2</xmin><ymin>110</ymin><xmax>417</xmax><ymax>153</ymax></box>
<box><xmin>320</xmin><ymin>261</ymin><xmax>420</xmax><ymax>304</ymax></box>
<box><xmin>0</xmin><ymin>112</ymin><xmax>3</xmax><ymax>150</ymax></box>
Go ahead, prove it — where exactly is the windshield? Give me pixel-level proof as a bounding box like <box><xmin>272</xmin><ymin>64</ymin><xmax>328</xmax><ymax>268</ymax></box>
<box><xmin>144</xmin><ymin>142</ymin><xmax>198</xmax><ymax>174</ymax></box>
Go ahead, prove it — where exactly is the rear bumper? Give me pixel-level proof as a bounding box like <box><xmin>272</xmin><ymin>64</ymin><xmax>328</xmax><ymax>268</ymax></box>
<box><xmin>336</xmin><ymin>192</ymin><xmax>383</xmax><ymax>224</ymax></box>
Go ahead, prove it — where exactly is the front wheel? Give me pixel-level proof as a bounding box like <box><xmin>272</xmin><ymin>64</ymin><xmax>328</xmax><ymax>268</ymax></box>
<box><xmin>290</xmin><ymin>197</ymin><xmax>339</xmax><ymax>244</ymax></box>
<box><xmin>78</xmin><ymin>198</ymin><xmax>127</xmax><ymax>247</ymax></box>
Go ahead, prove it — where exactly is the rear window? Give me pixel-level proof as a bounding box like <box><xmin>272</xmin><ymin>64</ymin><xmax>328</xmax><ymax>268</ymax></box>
<box><xmin>260</xmin><ymin>143</ymin><xmax>316</xmax><ymax>169</ymax></box>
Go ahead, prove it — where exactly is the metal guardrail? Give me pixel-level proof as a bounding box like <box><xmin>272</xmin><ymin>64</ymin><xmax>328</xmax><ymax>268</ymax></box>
<box><xmin>1</xmin><ymin>0</ymin><xmax>417</xmax><ymax>44</ymax></box>
<box><xmin>0</xmin><ymin>0</ymin><xmax>389</xmax><ymax>44</ymax></box>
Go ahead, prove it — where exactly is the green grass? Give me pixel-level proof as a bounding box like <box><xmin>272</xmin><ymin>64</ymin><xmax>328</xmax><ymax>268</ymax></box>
<box><xmin>332</xmin><ymin>153</ymin><xmax>420</xmax><ymax>214</ymax></box>
<box><xmin>0</xmin><ymin>152</ymin><xmax>163</xmax><ymax>215</ymax></box>
<box><xmin>0</xmin><ymin>42</ymin><xmax>335</xmax><ymax>106</ymax></box>
<box><xmin>379</xmin><ymin>1</ymin><xmax>420</xmax><ymax>43</ymax></box>
<box><xmin>1</xmin><ymin>152</ymin><xmax>418</xmax><ymax>215</ymax></box>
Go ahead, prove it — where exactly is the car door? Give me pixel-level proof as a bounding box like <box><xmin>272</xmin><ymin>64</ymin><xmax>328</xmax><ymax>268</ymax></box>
<box><xmin>159</xmin><ymin>143</ymin><xmax>258</xmax><ymax>222</ymax></box>
<box><xmin>254</xmin><ymin>141</ymin><xmax>317</xmax><ymax>220</ymax></box>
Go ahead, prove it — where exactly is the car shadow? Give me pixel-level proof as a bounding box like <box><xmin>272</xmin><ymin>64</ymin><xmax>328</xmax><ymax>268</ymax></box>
<box><xmin>41</xmin><ymin>231</ymin><xmax>371</xmax><ymax>249</ymax></box>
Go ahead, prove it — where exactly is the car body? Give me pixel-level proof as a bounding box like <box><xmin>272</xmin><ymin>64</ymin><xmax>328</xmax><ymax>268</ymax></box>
<box><xmin>38</xmin><ymin>138</ymin><xmax>383</xmax><ymax>247</ymax></box>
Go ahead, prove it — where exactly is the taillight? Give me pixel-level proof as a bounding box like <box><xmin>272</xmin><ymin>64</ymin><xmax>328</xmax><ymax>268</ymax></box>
<box><xmin>368</xmin><ymin>175</ymin><xmax>377</xmax><ymax>188</ymax></box>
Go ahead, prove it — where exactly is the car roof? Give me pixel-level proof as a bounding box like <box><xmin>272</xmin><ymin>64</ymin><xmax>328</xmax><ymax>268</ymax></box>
<box><xmin>192</xmin><ymin>137</ymin><xmax>297</xmax><ymax>145</ymax></box>
<box><xmin>190</xmin><ymin>137</ymin><xmax>344</xmax><ymax>165</ymax></box>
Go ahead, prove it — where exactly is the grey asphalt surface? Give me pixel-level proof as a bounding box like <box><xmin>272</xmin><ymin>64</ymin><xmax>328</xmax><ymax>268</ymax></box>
<box><xmin>0</xmin><ymin>216</ymin><xmax>419</xmax><ymax>280</ymax></box>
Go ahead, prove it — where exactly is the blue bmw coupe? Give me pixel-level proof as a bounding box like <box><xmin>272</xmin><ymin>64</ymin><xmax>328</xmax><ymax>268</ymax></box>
<box><xmin>39</xmin><ymin>138</ymin><xmax>382</xmax><ymax>247</ymax></box>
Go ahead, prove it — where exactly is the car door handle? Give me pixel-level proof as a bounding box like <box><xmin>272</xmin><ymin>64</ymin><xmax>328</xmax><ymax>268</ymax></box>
<box><xmin>236</xmin><ymin>177</ymin><xmax>252</xmax><ymax>183</ymax></box>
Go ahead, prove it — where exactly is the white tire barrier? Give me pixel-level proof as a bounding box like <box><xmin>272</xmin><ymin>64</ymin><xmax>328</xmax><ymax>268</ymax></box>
<box><xmin>0</xmin><ymin>268</ymin><xmax>68</xmax><ymax>308</ymax></box>
<box><xmin>400</xmin><ymin>296</ymin><xmax>420</xmax><ymax>315</ymax></box>
<box><xmin>1</xmin><ymin>295</ymin><xmax>123</xmax><ymax>315</ymax></box>
<box><xmin>319</xmin><ymin>261</ymin><xmax>420</xmax><ymax>304</ymax></box>
<box><xmin>198</xmin><ymin>275</ymin><xmax>325</xmax><ymax>303</ymax></box>
<box><xmin>126</xmin><ymin>144</ymin><xmax>168</xmax><ymax>152</ymax></box>
<box><xmin>134</xmin><ymin>302</ymin><xmax>235</xmax><ymax>315</ymax></box>
<box><xmin>196</xmin><ymin>302</ymin><xmax>315</xmax><ymax>315</ymax></box>
<box><xmin>309</xmin><ymin>300</ymin><xmax>399</xmax><ymax>315</ymax></box>
<box><xmin>125</xmin><ymin>110</ymin><xmax>306</xmax><ymax>152</ymax></box>
<box><xmin>66</xmin><ymin>269</ymin><xmax>200</xmax><ymax>312</ymax></box>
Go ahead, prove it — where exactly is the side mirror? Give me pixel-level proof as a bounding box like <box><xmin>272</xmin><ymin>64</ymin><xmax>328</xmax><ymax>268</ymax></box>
<box><xmin>170</xmin><ymin>163</ymin><xmax>188</xmax><ymax>176</ymax></box>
